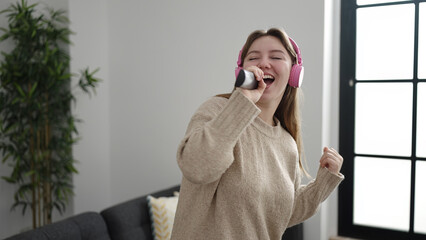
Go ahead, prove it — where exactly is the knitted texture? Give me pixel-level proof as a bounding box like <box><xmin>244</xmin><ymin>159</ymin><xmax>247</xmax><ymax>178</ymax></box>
<box><xmin>171</xmin><ymin>89</ymin><xmax>344</xmax><ymax>240</ymax></box>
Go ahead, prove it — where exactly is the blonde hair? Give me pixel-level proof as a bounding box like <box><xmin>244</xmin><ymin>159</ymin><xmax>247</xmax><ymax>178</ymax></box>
<box><xmin>217</xmin><ymin>28</ymin><xmax>308</xmax><ymax>176</ymax></box>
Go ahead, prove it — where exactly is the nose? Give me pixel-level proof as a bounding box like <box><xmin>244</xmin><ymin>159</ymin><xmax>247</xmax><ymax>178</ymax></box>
<box><xmin>257</xmin><ymin>57</ymin><xmax>271</xmax><ymax>69</ymax></box>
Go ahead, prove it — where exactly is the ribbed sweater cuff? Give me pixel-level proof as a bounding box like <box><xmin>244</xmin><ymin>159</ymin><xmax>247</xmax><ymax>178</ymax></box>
<box><xmin>313</xmin><ymin>167</ymin><xmax>345</xmax><ymax>202</ymax></box>
<box><xmin>210</xmin><ymin>89</ymin><xmax>260</xmax><ymax>139</ymax></box>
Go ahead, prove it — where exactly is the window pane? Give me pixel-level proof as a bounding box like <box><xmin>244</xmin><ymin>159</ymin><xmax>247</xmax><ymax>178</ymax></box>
<box><xmin>415</xmin><ymin>161</ymin><xmax>426</xmax><ymax>234</ymax></box>
<box><xmin>418</xmin><ymin>83</ymin><xmax>426</xmax><ymax>157</ymax></box>
<box><xmin>356</xmin><ymin>4</ymin><xmax>414</xmax><ymax>80</ymax></box>
<box><xmin>357</xmin><ymin>0</ymin><xmax>410</xmax><ymax>6</ymax></box>
<box><xmin>355</xmin><ymin>83</ymin><xmax>412</xmax><ymax>156</ymax></box>
<box><xmin>419</xmin><ymin>3</ymin><xmax>426</xmax><ymax>79</ymax></box>
<box><xmin>354</xmin><ymin>157</ymin><xmax>411</xmax><ymax>231</ymax></box>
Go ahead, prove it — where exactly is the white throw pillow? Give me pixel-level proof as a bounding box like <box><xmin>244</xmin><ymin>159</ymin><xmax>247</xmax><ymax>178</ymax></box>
<box><xmin>147</xmin><ymin>193</ymin><xmax>179</xmax><ymax>240</ymax></box>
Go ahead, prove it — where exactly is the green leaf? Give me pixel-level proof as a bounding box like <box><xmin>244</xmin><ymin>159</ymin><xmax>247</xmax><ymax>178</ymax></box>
<box><xmin>28</xmin><ymin>82</ymin><xmax>37</xmax><ymax>98</ymax></box>
<box><xmin>0</xmin><ymin>33</ymin><xmax>11</xmax><ymax>42</ymax></box>
<box><xmin>66</xmin><ymin>164</ymin><xmax>78</xmax><ymax>174</ymax></box>
<box><xmin>21</xmin><ymin>204</ymin><xmax>27</xmax><ymax>215</ymax></box>
<box><xmin>1</xmin><ymin>153</ymin><xmax>11</xmax><ymax>163</ymax></box>
<box><xmin>27</xmin><ymin>3</ymin><xmax>38</xmax><ymax>11</ymax></box>
<box><xmin>24</xmin><ymin>170</ymin><xmax>35</xmax><ymax>177</ymax></box>
<box><xmin>1</xmin><ymin>176</ymin><xmax>16</xmax><ymax>183</ymax></box>
<box><xmin>12</xmin><ymin>97</ymin><xmax>20</xmax><ymax>105</ymax></box>
<box><xmin>13</xmin><ymin>83</ymin><xmax>25</xmax><ymax>98</ymax></box>
<box><xmin>59</xmin><ymin>73</ymin><xmax>72</xmax><ymax>80</ymax></box>
<box><xmin>4</xmin><ymin>122</ymin><xmax>18</xmax><ymax>134</ymax></box>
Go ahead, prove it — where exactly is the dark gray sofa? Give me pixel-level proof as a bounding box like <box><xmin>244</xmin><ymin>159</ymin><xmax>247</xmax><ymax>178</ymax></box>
<box><xmin>4</xmin><ymin>212</ymin><xmax>110</xmax><ymax>240</ymax></box>
<box><xmin>5</xmin><ymin>185</ymin><xmax>303</xmax><ymax>240</ymax></box>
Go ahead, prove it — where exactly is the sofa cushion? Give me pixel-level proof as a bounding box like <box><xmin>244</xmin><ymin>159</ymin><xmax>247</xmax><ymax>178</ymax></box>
<box><xmin>282</xmin><ymin>223</ymin><xmax>303</xmax><ymax>240</ymax></box>
<box><xmin>5</xmin><ymin>212</ymin><xmax>110</xmax><ymax>240</ymax></box>
<box><xmin>101</xmin><ymin>185</ymin><xmax>180</xmax><ymax>240</ymax></box>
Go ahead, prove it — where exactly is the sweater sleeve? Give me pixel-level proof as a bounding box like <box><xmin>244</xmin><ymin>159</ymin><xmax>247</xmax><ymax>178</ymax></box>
<box><xmin>287</xmin><ymin>167</ymin><xmax>344</xmax><ymax>227</ymax></box>
<box><xmin>177</xmin><ymin>89</ymin><xmax>260</xmax><ymax>184</ymax></box>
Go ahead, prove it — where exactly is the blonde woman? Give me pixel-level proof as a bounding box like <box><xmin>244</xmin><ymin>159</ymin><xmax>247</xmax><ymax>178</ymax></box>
<box><xmin>171</xmin><ymin>28</ymin><xmax>344</xmax><ymax>240</ymax></box>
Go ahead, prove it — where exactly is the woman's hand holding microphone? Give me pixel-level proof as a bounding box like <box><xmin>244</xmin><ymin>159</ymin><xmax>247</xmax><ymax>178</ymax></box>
<box><xmin>237</xmin><ymin>66</ymin><xmax>267</xmax><ymax>103</ymax></box>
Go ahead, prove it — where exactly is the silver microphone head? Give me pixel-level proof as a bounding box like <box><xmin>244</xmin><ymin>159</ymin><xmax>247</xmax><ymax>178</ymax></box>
<box><xmin>235</xmin><ymin>69</ymin><xmax>257</xmax><ymax>90</ymax></box>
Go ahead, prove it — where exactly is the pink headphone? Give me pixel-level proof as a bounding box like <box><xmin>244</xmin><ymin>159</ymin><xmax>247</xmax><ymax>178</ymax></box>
<box><xmin>235</xmin><ymin>37</ymin><xmax>304</xmax><ymax>88</ymax></box>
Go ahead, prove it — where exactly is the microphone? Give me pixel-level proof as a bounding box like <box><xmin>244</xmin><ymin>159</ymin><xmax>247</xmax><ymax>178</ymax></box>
<box><xmin>235</xmin><ymin>69</ymin><xmax>258</xmax><ymax>90</ymax></box>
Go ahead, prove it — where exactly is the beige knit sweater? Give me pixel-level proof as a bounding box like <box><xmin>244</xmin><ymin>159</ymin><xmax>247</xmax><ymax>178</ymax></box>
<box><xmin>171</xmin><ymin>89</ymin><xmax>344</xmax><ymax>240</ymax></box>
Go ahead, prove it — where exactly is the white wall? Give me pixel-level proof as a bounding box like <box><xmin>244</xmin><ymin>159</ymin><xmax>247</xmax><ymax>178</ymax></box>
<box><xmin>68</xmin><ymin>0</ymin><xmax>111</xmax><ymax>215</ymax></box>
<box><xmin>1</xmin><ymin>0</ymin><xmax>342</xmax><ymax>239</ymax></box>
<box><xmin>316</xmin><ymin>0</ymin><xmax>342</xmax><ymax>239</ymax></box>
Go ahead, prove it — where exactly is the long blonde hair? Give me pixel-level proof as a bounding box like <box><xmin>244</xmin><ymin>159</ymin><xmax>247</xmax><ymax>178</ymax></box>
<box><xmin>217</xmin><ymin>28</ymin><xmax>307</xmax><ymax>175</ymax></box>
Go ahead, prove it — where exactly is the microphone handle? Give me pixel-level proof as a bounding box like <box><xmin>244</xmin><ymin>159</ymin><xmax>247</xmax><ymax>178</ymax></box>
<box><xmin>235</xmin><ymin>69</ymin><xmax>258</xmax><ymax>90</ymax></box>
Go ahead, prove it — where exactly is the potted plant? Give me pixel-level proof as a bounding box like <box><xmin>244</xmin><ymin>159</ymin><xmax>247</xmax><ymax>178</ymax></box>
<box><xmin>0</xmin><ymin>0</ymin><xmax>99</xmax><ymax>228</ymax></box>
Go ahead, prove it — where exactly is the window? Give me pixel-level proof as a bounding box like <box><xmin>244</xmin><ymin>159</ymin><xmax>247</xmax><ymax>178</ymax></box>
<box><xmin>338</xmin><ymin>0</ymin><xmax>426</xmax><ymax>239</ymax></box>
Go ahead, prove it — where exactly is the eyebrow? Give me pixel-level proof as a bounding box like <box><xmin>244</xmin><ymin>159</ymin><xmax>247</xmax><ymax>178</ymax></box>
<box><xmin>247</xmin><ymin>49</ymin><xmax>286</xmax><ymax>55</ymax></box>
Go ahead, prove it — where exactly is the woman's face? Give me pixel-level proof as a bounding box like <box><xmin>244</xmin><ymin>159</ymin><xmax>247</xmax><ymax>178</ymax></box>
<box><xmin>243</xmin><ymin>36</ymin><xmax>293</xmax><ymax>104</ymax></box>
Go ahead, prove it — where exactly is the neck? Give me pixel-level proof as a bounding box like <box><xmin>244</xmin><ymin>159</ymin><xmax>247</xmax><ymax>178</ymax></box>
<box><xmin>256</xmin><ymin>100</ymin><xmax>280</xmax><ymax>126</ymax></box>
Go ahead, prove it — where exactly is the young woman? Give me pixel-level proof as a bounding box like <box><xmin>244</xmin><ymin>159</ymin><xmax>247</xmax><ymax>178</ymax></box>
<box><xmin>171</xmin><ymin>28</ymin><xmax>344</xmax><ymax>240</ymax></box>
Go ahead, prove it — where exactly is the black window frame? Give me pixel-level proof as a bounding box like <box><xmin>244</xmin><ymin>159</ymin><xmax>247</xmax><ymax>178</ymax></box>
<box><xmin>338</xmin><ymin>0</ymin><xmax>426</xmax><ymax>239</ymax></box>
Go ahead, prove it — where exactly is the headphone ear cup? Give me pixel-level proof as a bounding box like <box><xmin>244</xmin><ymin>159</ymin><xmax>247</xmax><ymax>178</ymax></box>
<box><xmin>289</xmin><ymin>64</ymin><xmax>304</xmax><ymax>88</ymax></box>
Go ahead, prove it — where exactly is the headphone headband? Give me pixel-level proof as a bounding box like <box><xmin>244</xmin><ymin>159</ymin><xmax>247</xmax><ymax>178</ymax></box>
<box><xmin>288</xmin><ymin>37</ymin><xmax>302</xmax><ymax>66</ymax></box>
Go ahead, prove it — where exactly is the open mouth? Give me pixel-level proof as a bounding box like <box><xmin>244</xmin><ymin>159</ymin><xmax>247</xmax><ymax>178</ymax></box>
<box><xmin>263</xmin><ymin>75</ymin><xmax>275</xmax><ymax>86</ymax></box>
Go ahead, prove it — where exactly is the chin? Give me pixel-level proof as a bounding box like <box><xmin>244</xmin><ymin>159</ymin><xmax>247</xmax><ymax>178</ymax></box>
<box><xmin>260</xmin><ymin>88</ymin><xmax>286</xmax><ymax>103</ymax></box>
<box><xmin>258</xmin><ymin>92</ymin><xmax>278</xmax><ymax>104</ymax></box>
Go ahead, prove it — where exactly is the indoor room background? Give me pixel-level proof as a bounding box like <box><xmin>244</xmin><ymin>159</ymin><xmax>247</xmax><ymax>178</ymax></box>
<box><xmin>0</xmin><ymin>0</ymin><xmax>341</xmax><ymax>239</ymax></box>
